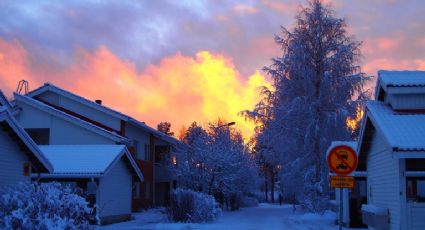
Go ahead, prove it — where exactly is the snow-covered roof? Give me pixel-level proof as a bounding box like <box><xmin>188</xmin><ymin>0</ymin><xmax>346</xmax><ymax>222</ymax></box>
<box><xmin>376</xmin><ymin>70</ymin><xmax>425</xmax><ymax>99</ymax></box>
<box><xmin>0</xmin><ymin>107</ymin><xmax>53</xmax><ymax>172</ymax></box>
<box><xmin>0</xmin><ymin>90</ymin><xmax>13</xmax><ymax>113</ymax></box>
<box><xmin>27</xmin><ymin>83</ymin><xmax>180</xmax><ymax>145</ymax></box>
<box><xmin>14</xmin><ymin>93</ymin><xmax>130</xmax><ymax>144</ymax></box>
<box><xmin>366</xmin><ymin>100</ymin><xmax>425</xmax><ymax>152</ymax></box>
<box><xmin>378</xmin><ymin>70</ymin><xmax>425</xmax><ymax>87</ymax></box>
<box><xmin>38</xmin><ymin>145</ymin><xmax>143</xmax><ymax>181</ymax></box>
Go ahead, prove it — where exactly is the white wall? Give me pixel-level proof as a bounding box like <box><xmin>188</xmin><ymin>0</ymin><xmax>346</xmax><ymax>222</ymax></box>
<box><xmin>97</xmin><ymin>158</ymin><xmax>132</xmax><ymax>218</ymax></box>
<box><xmin>0</xmin><ymin>127</ymin><xmax>31</xmax><ymax>188</ymax></box>
<box><xmin>387</xmin><ymin>93</ymin><xmax>425</xmax><ymax>110</ymax></box>
<box><xmin>367</xmin><ymin>130</ymin><xmax>401</xmax><ymax>230</ymax></box>
<box><xmin>15</xmin><ymin>102</ymin><xmax>114</xmax><ymax>145</ymax></box>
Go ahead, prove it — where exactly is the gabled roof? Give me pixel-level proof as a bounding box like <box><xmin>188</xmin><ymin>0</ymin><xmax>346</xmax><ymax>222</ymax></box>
<box><xmin>0</xmin><ymin>90</ymin><xmax>13</xmax><ymax>113</ymax></box>
<box><xmin>379</xmin><ymin>70</ymin><xmax>425</xmax><ymax>87</ymax></box>
<box><xmin>0</xmin><ymin>107</ymin><xmax>53</xmax><ymax>172</ymax></box>
<box><xmin>14</xmin><ymin>93</ymin><xmax>130</xmax><ymax>145</ymax></box>
<box><xmin>366</xmin><ymin>100</ymin><xmax>425</xmax><ymax>152</ymax></box>
<box><xmin>37</xmin><ymin>145</ymin><xmax>144</xmax><ymax>181</ymax></box>
<box><xmin>27</xmin><ymin>83</ymin><xmax>180</xmax><ymax>145</ymax></box>
<box><xmin>376</xmin><ymin>70</ymin><xmax>425</xmax><ymax>99</ymax></box>
<box><xmin>27</xmin><ymin>83</ymin><xmax>130</xmax><ymax>120</ymax></box>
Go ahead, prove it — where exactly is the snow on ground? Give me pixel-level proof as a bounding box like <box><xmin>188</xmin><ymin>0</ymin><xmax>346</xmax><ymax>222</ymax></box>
<box><xmin>99</xmin><ymin>203</ymin><xmax>353</xmax><ymax>230</ymax></box>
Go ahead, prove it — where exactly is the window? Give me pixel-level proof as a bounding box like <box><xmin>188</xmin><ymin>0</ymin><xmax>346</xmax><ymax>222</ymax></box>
<box><xmin>407</xmin><ymin>177</ymin><xmax>425</xmax><ymax>202</ymax></box>
<box><xmin>25</xmin><ymin>128</ymin><xmax>50</xmax><ymax>145</ymax></box>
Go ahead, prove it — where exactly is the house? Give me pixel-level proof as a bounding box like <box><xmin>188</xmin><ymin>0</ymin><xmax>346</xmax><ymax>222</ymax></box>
<box><xmin>0</xmin><ymin>91</ymin><xmax>52</xmax><ymax>188</ymax></box>
<box><xmin>327</xmin><ymin>141</ymin><xmax>367</xmax><ymax>228</ymax></box>
<box><xmin>357</xmin><ymin>70</ymin><xmax>425</xmax><ymax>230</ymax></box>
<box><xmin>33</xmin><ymin>145</ymin><xmax>143</xmax><ymax>225</ymax></box>
<box><xmin>12</xmin><ymin>83</ymin><xmax>179</xmax><ymax>208</ymax></box>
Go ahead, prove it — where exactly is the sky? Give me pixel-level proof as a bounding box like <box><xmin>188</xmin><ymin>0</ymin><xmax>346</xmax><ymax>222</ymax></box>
<box><xmin>0</xmin><ymin>0</ymin><xmax>424</xmax><ymax>139</ymax></box>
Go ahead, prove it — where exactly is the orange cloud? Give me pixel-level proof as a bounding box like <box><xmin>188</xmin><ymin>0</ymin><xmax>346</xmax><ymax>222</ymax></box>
<box><xmin>0</xmin><ymin>39</ymin><xmax>41</xmax><ymax>96</ymax></box>
<box><xmin>0</xmin><ymin>39</ymin><xmax>270</xmax><ymax>140</ymax></box>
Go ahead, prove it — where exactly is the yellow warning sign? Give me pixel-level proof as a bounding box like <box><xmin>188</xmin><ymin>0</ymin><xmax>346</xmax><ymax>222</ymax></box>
<box><xmin>330</xmin><ymin>176</ymin><xmax>355</xmax><ymax>188</ymax></box>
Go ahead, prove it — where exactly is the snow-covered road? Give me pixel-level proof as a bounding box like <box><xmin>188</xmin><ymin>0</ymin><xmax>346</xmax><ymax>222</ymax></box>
<box><xmin>99</xmin><ymin>203</ymin><xmax>343</xmax><ymax>230</ymax></box>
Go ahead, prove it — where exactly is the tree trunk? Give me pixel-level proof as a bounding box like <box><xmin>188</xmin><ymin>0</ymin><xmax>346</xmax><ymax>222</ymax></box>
<box><xmin>271</xmin><ymin>169</ymin><xmax>275</xmax><ymax>203</ymax></box>
<box><xmin>265</xmin><ymin>169</ymin><xmax>268</xmax><ymax>202</ymax></box>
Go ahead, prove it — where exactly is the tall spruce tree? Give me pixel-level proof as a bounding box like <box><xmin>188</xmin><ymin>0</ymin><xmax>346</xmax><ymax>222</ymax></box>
<box><xmin>248</xmin><ymin>0</ymin><xmax>369</xmax><ymax>212</ymax></box>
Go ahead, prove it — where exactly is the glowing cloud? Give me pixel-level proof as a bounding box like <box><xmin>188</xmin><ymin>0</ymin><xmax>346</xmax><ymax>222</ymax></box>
<box><xmin>0</xmin><ymin>39</ymin><xmax>270</xmax><ymax>139</ymax></box>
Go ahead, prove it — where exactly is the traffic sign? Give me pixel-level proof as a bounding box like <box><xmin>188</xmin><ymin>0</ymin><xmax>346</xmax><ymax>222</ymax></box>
<box><xmin>327</xmin><ymin>145</ymin><xmax>358</xmax><ymax>175</ymax></box>
<box><xmin>330</xmin><ymin>175</ymin><xmax>355</xmax><ymax>188</ymax></box>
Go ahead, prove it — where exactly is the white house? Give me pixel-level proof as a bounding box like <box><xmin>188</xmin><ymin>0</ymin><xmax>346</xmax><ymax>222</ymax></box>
<box><xmin>20</xmin><ymin>83</ymin><xmax>179</xmax><ymax>208</ymax></box>
<box><xmin>357</xmin><ymin>70</ymin><xmax>425</xmax><ymax>230</ymax></box>
<box><xmin>0</xmin><ymin>92</ymin><xmax>53</xmax><ymax>188</ymax></box>
<box><xmin>33</xmin><ymin>145</ymin><xmax>144</xmax><ymax>225</ymax></box>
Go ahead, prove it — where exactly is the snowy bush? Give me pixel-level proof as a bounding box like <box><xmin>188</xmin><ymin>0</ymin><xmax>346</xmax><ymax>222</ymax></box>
<box><xmin>240</xmin><ymin>196</ymin><xmax>259</xmax><ymax>208</ymax></box>
<box><xmin>168</xmin><ymin>189</ymin><xmax>221</xmax><ymax>223</ymax></box>
<box><xmin>0</xmin><ymin>182</ymin><xmax>94</xmax><ymax>229</ymax></box>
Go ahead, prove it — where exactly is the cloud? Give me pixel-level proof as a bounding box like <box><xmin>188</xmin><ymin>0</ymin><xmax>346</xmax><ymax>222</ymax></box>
<box><xmin>0</xmin><ymin>39</ymin><xmax>270</xmax><ymax>139</ymax></box>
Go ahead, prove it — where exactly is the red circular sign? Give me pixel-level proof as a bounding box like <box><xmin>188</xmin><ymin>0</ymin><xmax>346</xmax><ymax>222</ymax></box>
<box><xmin>327</xmin><ymin>145</ymin><xmax>358</xmax><ymax>175</ymax></box>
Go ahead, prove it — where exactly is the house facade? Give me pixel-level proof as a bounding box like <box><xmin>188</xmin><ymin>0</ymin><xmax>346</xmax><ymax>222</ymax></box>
<box><xmin>13</xmin><ymin>83</ymin><xmax>178</xmax><ymax>208</ymax></box>
<box><xmin>0</xmin><ymin>94</ymin><xmax>52</xmax><ymax>188</ymax></box>
<box><xmin>357</xmin><ymin>71</ymin><xmax>425</xmax><ymax>230</ymax></box>
<box><xmin>33</xmin><ymin>145</ymin><xmax>143</xmax><ymax>224</ymax></box>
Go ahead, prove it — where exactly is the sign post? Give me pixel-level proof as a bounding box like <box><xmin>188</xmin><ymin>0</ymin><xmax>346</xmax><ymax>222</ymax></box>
<box><xmin>327</xmin><ymin>145</ymin><xmax>358</xmax><ymax>230</ymax></box>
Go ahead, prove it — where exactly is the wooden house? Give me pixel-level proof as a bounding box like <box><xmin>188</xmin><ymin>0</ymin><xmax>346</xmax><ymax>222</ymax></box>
<box><xmin>358</xmin><ymin>70</ymin><xmax>425</xmax><ymax>230</ymax></box>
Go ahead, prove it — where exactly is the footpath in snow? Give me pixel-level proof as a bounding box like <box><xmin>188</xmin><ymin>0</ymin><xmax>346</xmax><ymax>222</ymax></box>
<box><xmin>99</xmin><ymin>203</ymin><xmax>348</xmax><ymax>230</ymax></box>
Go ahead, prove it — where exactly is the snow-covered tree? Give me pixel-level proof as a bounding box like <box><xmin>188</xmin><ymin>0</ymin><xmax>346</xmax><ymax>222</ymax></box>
<box><xmin>248</xmin><ymin>0</ymin><xmax>369</xmax><ymax>212</ymax></box>
<box><xmin>172</xmin><ymin>121</ymin><xmax>258</xmax><ymax>208</ymax></box>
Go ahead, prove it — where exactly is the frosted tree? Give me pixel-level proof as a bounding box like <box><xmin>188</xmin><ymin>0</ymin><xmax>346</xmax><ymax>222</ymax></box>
<box><xmin>172</xmin><ymin>121</ymin><xmax>258</xmax><ymax>207</ymax></box>
<box><xmin>248</xmin><ymin>0</ymin><xmax>369</xmax><ymax>212</ymax></box>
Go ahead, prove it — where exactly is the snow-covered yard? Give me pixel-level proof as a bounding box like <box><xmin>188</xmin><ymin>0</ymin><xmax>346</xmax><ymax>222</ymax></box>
<box><xmin>99</xmin><ymin>203</ymin><xmax>345</xmax><ymax>230</ymax></box>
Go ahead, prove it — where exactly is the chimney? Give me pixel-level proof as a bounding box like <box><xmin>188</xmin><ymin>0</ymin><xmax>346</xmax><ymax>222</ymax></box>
<box><xmin>95</xmin><ymin>99</ymin><xmax>102</xmax><ymax>105</ymax></box>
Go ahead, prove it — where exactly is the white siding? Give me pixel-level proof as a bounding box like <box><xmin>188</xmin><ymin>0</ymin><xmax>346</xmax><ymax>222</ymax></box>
<box><xmin>37</xmin><ymin>92</ymin><xmax>121</xmax><ymax>131</ymax></box>
<box><xmin>388</xmin><ymin>94</ymin><xmax>425</xmax><ymax>110</ymax></box>
<box><xmin>0</xmin><ymin>128</ymin><xmax>30</xmax><ymax>188</ymax></box>
<box><xmin>407</xmin><ymin>203</ymin><xmax>425</xmax><ymax>230</ymax></box>
<box><xmin>15</xmin><ymin>102</ymin><xmax>114</xmax><ymax>145</ymax></box>
<box><xmin>97</xmin><ymin>159</ymin><xmax>132</xmax><ymax>218</ymax></box>
<box><xmin>49</xmin><ymin>116</ymin><xmax>112</xmax><ymax>145</ymax></box>
<box><xmin>367</xmin><ymin>130</ymin><xmax>401</xmax><ymax>230</ymax></box>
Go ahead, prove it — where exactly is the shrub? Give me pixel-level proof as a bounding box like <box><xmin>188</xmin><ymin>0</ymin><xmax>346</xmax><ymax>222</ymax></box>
<box><xmin>168</xmin><ymin>189</ymin><xmax>221</xmax><ymax>223</ymax></box>
<box><xmin>0</xmin><ymin>182</ymin><xmax>94</xmax><ymax>230</ymax></box>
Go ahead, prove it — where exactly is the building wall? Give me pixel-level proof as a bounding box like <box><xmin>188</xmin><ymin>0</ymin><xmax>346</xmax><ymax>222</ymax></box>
<box><xmin>387</xmin><ymin>93</ymin><xmax>425</xmax><ymax>110</ymax></box>
<box><xmin>0</xmin><ymin>127</ymin><xmax>31</xmax><ymax>188</ymax></box>
<box><xmin>37</xmin><ymin>91</ymin><xmax>121</xmax><ymax>131</ymax></box>
<box><xmin>15</xmin><ymin>102</ymin><xmax>114</xmax><ymax>145</ymax></box>
<box><xmin>125</xmin><ymin>123</ymin><xmax>151</xmax><ymax>161</ymax></box>
<box><xmin>367</xmin><ymin>130</ymin><xmax>401</xmax><ymax>230</ymax></box>
<box><xmin>97</xmin><ymin>159</ymin><xmax>132</xmax><ymax>223</ymax></box>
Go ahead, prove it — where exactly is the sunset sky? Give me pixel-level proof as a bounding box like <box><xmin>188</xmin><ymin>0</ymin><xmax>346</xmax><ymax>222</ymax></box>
<box><xmin>0</xmin><ymin>0</ymin><xmax>424</xmax><ymax>139</ymax></box>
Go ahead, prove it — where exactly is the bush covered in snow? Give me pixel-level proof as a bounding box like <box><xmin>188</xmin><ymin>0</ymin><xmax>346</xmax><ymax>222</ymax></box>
<box><xmin>0</xmin><ymin>182</ymin><xmax>94</xmax><ymax>229</ymax></box>
<box><xmin>168</xmin><ymin>189</ymin><xmax>221</xmax><ymax>223</ymax></box>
